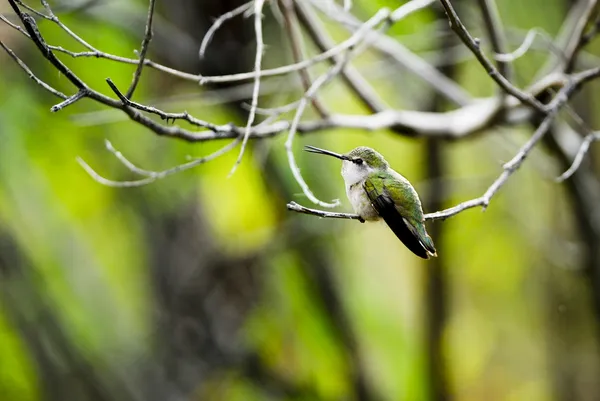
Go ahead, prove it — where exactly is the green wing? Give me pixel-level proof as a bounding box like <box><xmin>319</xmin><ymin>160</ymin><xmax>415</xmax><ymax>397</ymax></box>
<box><xmin>364</xmin><ymin>174</ymin><xmax>437</xmax><ymax>258</ymax></box>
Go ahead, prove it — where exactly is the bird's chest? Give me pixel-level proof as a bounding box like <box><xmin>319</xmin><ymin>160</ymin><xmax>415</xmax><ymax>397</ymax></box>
<box><xmin>346</xmin><ymin>183</ymin><xmax>379</xmax><ymax>221</ymax></box>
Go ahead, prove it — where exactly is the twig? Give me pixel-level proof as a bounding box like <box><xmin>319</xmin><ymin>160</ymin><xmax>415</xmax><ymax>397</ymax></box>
<box><xmin>105</xmin><ymin>78</ymin><xmax>224</xmax><ymax>130</ymax></box>
<box><xmin>288</xmin><ymin>68</ymin><xmax>600</xmax><ymax>221</ymax></box>
<box><xmin>285</xmin><ymin>52</ymin><xmax>353</xmax><ymax>208</ymax></box>
<box><xmin>310</xmin><ymin>0</ymin><xmax>472</xmax><ymax>107</ymax></box>
<box><xmin>0</xmin><ymin>40</ymin><xmax>68</xmax><ymax>100</ymax></box>
<box><xmin>0</xmin><ymin>34</ymin><xmax>529</xmax><ymax>145</ymax></box>
<box><xmin>295</xmin><ymin>0</ymin><xmax>388</xmax><ymax>112</ymax></box>
<box><xmin>0</xmin><ymin>13</ymin><xmax>566</xmax><ymax>148</ymax></box>
<box><xmin>198</xmin><ymin>5</ymin><xmax>392</xmax><ymax>85</ymax></box>
<box><xmin>556</xmin><ymin>131</ymin><xmax>600</xmax><ymax>182</ymax></box>
<box><xmin>562</xmin><ymin>0</ymin><xmax>598</xmax><ymax>73</ymax></box>
<box><xmin>286</xmin><ymin>201</ymin><xmax>363</xmax><ymax>221</ymax></box>
<box><xmin>125</xmin><ymin>0</ymin><xmax>156</xmax><ymax>99</ymax></box>
<box><xmin>287</xmin><ymin>102</ymin><xmax>557</xmax><ymax>221</ymax></box>
<box><xmin>477</xmin><ymin>0</ymin><xmax>510</xmax><ymax>81</ymax></box>
<box><xmin>38</xmin><ymin>0</ymin><xmax>96</xmax><ymax>51</ymax></box>
<box><xmin>536</xmin><ymin>0</ymin><xmax>598</xmax><ymax>78</ymax></box>
<box><xmin>579</xmin><ymin>15</ymin><xmax>600</xmax><ymax>48</ymax></box>
<box><xmin>77</xmin><ymin>138</ymin><xmax>242</xmax><ymax>187</ymax></box>
<box><xmin>199</xmin><ymin>1</ymin><xmax>253</xmax><ymax>59</ymax></box>
<box><xmin>390</xmin><ymin>0</ymin><xmax>435</xmax><ymax>22</ymax></box>
<box><xmin>8</xmin><ymin>2</ymin><xmax>87</xmax><ymax>90</ymax></box>
<box><xmin>494</xmin><ymin>28</ymin><xmax>539</xmax><ymax>63</ymax></box>
<box><xmin>51</xmin><ymin>90</ymin><xmax>87</xmax><ymax>112</ymax></box>
<box><xmin>229</xmin><ymin>0</ymin><xmax>266</xmax><ymax>176</ymax></box>
<box><xmin>3</xmin><ymin>0</ymin><xmax>374</xmax><ymax>87</ymax></box>
<box><xmin>438</xmin><ymin>0</ymin><xmax>546</xmax><ymax>112</ymax></box>
<box><xmin>281</xmin><ymin>0</ymin><xmax>329</xmax><ymax>117</ymax></box>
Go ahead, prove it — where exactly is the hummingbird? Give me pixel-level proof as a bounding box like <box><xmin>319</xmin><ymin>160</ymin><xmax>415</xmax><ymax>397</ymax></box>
<box><xmin>305</xmin><ymin>145</ymin><xmax>437</xmax><ymax>259</ymax></box>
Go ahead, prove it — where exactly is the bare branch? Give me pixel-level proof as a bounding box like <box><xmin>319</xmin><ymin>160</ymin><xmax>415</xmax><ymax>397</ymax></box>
<box><xmin>229</xmin><ymin>0</ymin><xmax>266</xmax><ymax>176</ymax></box>
<box><xmin>309</xmin><ymin>0</ymin><xmax>472</xmax><ymax>107</ymax></box>
<box><xmin>536</xmin><ymin>0</ymin><xmax>598</xmax><ymax>78</ymax></box>
<box><xmin>125</xmin><ymin>0</ymin><xmax>156</xmax><ymax>99</ymax></box>
<box><xmin>199</xmin><ymin>5</ymin><xmax>392</xmax><ymax>85</ymax></box>
<box><xmin>477</xmin><ymin>0</ymin><xmax>511</xmax><ymax>81</ymax></box>
<box><xmin>51</xmin><ymin>90</ymin><xmax>87</xmax><ymax>112</ymax></box>
<box><xmin>199</xmin><ymin>1</ymin><xmax>253</xmax><ymax>59</ymax></box>
<box><xmin>78</xmin><ymin>138</ymin><xmax>242</xmax><ymax>187</ymax></box>
<box><xmin>0</xmin><ymin>40</ymin><xmax>67</xmax><ymax>100</ymax></box>
<box><xmin>288</xmin><ymin>68</ymin><xmax>600</xmax><ymax>221</ymax></box>
<box><xmin>295</xmin><ymin>0</ymin><xmax>389</xmax><ymax>112</ymax></box>
<box><xmin>38</xmin><ymin>0</ymin><xmax>96</xmax><ymax>51</ymax></box>
<box><xmin>557</xmin><ymin>131</ymin><xmax>600</xmax><ymax>182</ymax></box>
<box><xmin>562</xmin><ymin>0</ymin><xmax>598</xmax><ymax>73</ymax></box>
<box><xmin>281</xmin><ymin>0</ymin><xmax>329</xmax><ymax>117</ymax></box>
<box><xmin>438</xmin><ymin>0</ymin><xmax>546</xmax><ymax>112</ymax></box>
<box><xmin>285</xmin><ymin>51</ymin><xmax>354</xmax><ymax>208</ymax></box>
<box><xmin>494</xmin><ymin>28</ymin><xmax>539</xmax><ymax>63</ymax></box>
<box><xmin>286</xmin><ymin>201</ymin><xmax>363</xmax><ymax>221</ymax></box>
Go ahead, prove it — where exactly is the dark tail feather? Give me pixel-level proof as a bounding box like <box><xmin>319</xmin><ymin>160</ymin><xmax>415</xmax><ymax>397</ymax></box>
<box><xmin>372</xmin><ymin>196</ymin><xmax>430</xmax><ymax>259</ymax></box>
<box><xmin>385</xmin><ymin>215</ymin><xmax>430</xmax><ymax>259</ymax></box>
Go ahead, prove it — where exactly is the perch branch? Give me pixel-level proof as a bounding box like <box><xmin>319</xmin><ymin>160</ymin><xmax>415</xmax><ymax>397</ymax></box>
<box><xmin>288</xmin><ymin>67</ymin><xmax>600</xmax><ymax>221</ymax></box>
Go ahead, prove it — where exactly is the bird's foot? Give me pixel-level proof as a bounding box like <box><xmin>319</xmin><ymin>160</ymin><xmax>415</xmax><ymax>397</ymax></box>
<box><xmin>358</xmin><ymin>216</ymin><xmax>365</xmax><ymax>223</ymax></box>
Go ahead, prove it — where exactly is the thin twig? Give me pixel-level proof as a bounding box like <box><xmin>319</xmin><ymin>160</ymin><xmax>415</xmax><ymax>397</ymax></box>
<box><xmin>288</xmin><ymin>68</ymin><xmax>600</xmax><ymax>221</ymax></box>
<box><xmin>286</xmin><ymin>201</ymin><xmax>363</xmax><ymax>221</ymax></box>
<box><xmin>284</xmin><ymin>8</ymin><xmax>392</xmax><ymax>208</ymax></box>
<box><xmin>494</xmin><ymin>28</ymin><xmax>539</xmax><ymax>63</ymax></box>
<box><xmin>281</xmin><ymin>0</ymin><xmax>329</xmax><ymax>117</ymax></box>
<box><xmin>562</xmin><ymin>0</ymin><xmax>598</xmax><ymax>73</ymax></box>
<box><xmin>0</xmin><ymin>10</ymin><xmax>570</xmax><ymax>147</ymax></box>
<box><xmin>579</xmin><ymin>15</ymin><xmax>600</xmax><ymax>48</ymax></box>
<box><xmin>199</xmin><ymin>1</ymin><xmax>253</xmax><ymax>59</ymax></box>
<box><xmin>556</xmin><ymin>131</ymin><xmax>600</xmax><ymax>182</ymax></box>
<box><xmin>295</xmin><ymin>1</ymin><xmax>388</xmax><ymax>112</ymax></box>
<box><xmin>0</xmin><ymin>40</ymin><xmax>68</xmax><ymax>100</ymax></box>
<box><xmin>198</xmin><ymin>5</ymin><xmax>392</xmax><ymax>85</ymax></box>
<box><xmin>287</xmin><ymin>105</ymin><xmax>560</xmax><ymax>221</ymax></box>
<box><xmin>477</xmin><ymin>0</ymin><xmax>510</xmax><ymax>81</ymax></box>
<box><xmin>38</xmin><ymin>0</ymin><xmax>96</xmax><ymax>51</ymax></box>
<box><xmin>438</xmin><ymin>0</ymin><xmax>545</xmax><ymax>112</ymax></box>
<box><xmin>125</xmin><ymin>0</ymin><xmax>156</xmax><ymax>99</ymax></box>
<box><xmin>536</xmin><ymin>0</ymin><xmax>598</xmax><ymax>79</ymax></box>
<box><xmin>105</xmin><ymin>78</ymin><xmax>224</xmax><ymax>130</ymax></box>
<box><xmin>51</xmin><ymin>90</ymin><xmax>87</xmax><ymax>112</ymax></box>
<box><xmin>310</xmin><ymin>0</ymin><xmax>472</xmax><ymax>107</ymax></box>
<box><xmin>285</xmin><ymin>52</ymin><xmax>353</xmax><ymax>208</ymax></box>
<box><xmin>229</xmin><ymin>0</ymin><xmax>266</xmax><ymax>176</ymax></box>
<box><xmin>77</xmin><ymin>138</ymin><xmax>242</xmax><ymax>187</ymax></box>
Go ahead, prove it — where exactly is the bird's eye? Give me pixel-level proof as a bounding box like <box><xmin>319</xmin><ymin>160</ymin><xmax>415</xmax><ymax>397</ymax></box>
<box><xmin>354</xmin><ymin>158</ymin><xmax>363</xmax><ymax>165</ymax></box>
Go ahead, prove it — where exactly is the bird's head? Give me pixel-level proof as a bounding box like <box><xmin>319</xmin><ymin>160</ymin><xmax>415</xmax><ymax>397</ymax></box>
<box><xmin>304</xmin><ymin>145</ymin><xmax>389</xmax><ymax>186</ymax></box>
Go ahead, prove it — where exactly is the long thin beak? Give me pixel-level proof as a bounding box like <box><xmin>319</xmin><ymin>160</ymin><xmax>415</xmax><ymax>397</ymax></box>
<box><xmin>304</xmin><ymin>145</ymin><xmax>349</xmax><ymax>161</ymax></box>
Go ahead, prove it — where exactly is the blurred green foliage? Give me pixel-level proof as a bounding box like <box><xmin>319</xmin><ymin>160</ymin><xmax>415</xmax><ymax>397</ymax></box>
<box><xmin>1</xmin><ymin>0</ymin><xmax>600</xmax><ymax>401</ymax></box>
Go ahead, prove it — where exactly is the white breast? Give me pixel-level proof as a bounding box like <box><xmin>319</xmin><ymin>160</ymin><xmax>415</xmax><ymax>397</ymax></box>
<box><xmin>341</xmin><ymin>161</ymin><xmax>380</xmax><ymax>221</ymax></box>
<box><xmin>346</xmin><ymin>183</ymin><xmax>379</xmax><ymax>221</ymax></box>
<box><xmin>341</xmin><ymin>160</ymin><xmax>371</xmax><ymax>187</ymax></box>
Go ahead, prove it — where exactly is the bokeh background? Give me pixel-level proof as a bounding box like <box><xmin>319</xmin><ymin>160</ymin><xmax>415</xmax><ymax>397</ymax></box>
<box><xmin>1</xmin><ymin>0</ymin><xmax>600</xmax><ymax>400</ymax></box>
